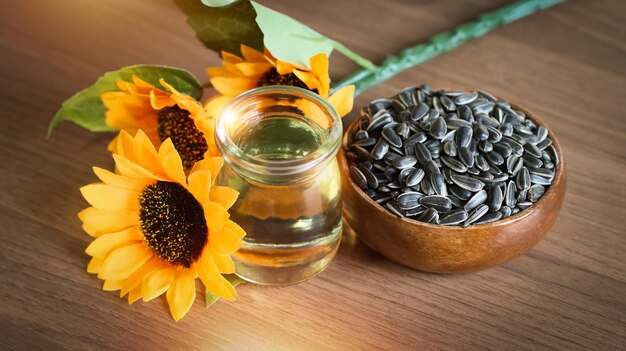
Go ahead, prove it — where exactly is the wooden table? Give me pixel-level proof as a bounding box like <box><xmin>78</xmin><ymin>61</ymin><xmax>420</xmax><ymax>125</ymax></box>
<box><xmin>1</xmin><ymin>0</ymin><xmax>624</xmax><ymax>350</ymax></box>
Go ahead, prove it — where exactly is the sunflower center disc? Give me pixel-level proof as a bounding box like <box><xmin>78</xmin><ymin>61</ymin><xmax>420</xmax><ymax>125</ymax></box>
<box><xmin>258</xmin><ymin>68</ymin><xmax>311</xmax><ymax>90</ymax></box>
<box><xmin>157</xmin><ymin>105</ymin><xmax>208</xmax><ymax>170</ymax></box>
<box><xmin>139</xmin><ymin>181</ymin><xmax>208</xmax><ymax>267</ymax></box>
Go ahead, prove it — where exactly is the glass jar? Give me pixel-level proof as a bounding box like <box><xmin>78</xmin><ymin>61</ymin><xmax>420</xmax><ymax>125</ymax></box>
<box><xmin>215</xmin><ymin>86</ymin><xmax>343</xmax><ymax>285</ymax></box>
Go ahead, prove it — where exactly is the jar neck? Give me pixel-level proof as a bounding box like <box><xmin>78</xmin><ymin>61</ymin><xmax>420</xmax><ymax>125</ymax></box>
<box><xmin>215</xmin><ymin>86</ymin><xmax>342</xmax><ymax>185</ymax></box>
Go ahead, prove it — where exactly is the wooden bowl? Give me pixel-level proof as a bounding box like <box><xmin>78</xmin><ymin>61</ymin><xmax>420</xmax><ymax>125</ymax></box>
<box><xmin>340</xmin><ymin>103</ymin><xmax>566</xmax><ymax>273</ymax></box>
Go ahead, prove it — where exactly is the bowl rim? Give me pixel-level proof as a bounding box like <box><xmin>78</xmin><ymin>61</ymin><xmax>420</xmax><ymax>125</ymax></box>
<box><xmin>342</xmin><ymin>99</ymin><xmax>565</xmax><ymax>231</ymax></box>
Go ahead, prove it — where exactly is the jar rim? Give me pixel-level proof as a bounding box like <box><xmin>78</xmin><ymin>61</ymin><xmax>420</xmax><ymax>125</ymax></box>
<box><xmin>215</xmin><ymin>85</ymin><xmax>343</xmax><ymax>179</ymax></box>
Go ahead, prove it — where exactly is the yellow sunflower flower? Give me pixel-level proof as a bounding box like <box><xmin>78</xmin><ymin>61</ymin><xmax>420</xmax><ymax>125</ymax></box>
<box><xmin>101</xmin><ymin>76</ymin><xmax>218</xmax><ymax>170</ymax></box>
<box><xmin>79</xmin><ymin>130</ymin><xmax>245</xmax><ymax>321</ymax></box>
<box><xmin>205</xmin><ymin>45</ymin><xmax>355</xmax><ymax>118</ymax></box>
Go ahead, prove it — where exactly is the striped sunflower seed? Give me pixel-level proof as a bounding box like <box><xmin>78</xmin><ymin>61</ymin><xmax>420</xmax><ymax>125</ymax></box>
<box><xmin>440</xmin><ymin>209</ymin><xmax>469</xmax><ymax>225</ymax></box>
<box><xmin>487</xmin><ymin>185</ymin><xmax>504</xmax><ymax>211</ymax></box>
<box><xmin>464</xmin><ymin>190</ymin><xmax>488</xmax><ymax>211</ymax></box>
<box><xmin>464</xmin><ymin>204</ymin><xmax>489</xmax><ymax>226</ymax></box>
<box><xmin>474</xmin><ymin>211</ymin><xmax>503</xmax><ymax>225</ymax></box>
<box><xmin>450</xmin><ymin>174</ymin><xmax>485</xmax><ymax>192</ymax></box>
<box><xmin>350</xmin><ymin>166</ymin><xmax>368</xmax><ymax>190</ymax></box>
<box><xmin>419</xmin><ymin>195</ymin><xmax>452</xmax><ymax>213</ymax></box>
<box><xmin>418</xmin><ymin>208</ymin><xmax>439</xmax><ymax>224</ymax></box>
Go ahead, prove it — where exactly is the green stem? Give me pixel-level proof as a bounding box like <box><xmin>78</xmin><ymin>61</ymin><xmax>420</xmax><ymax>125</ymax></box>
<box><xmin>333</xmin><ymin>0</ymin><xmax>566</xmax><ymax>96</ymax></box>
<box><xmin>332</xmin><ymin>40</ymin><xmax>376</xmax><ymax>70</ymax></box>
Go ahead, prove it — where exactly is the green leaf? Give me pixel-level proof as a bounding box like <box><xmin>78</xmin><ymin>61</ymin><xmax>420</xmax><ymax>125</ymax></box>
<box><xmin>250</xmin><ymin>1</ymin><xmax>333</xmax><ymax>68</ymax></box>
<box><xmin>174</xmin><ymin>0</ymin><xmax>264</xmax><ymax>57</ymax></box>
<box><xmin>48</xmin><ymin>65</ymin><xmax>202</xmax><ymax>136</ymax></box>
<box><xmin>205</xmin><ymin>274</ymin><xmax>246</xmax><ymax>308</ymax></box>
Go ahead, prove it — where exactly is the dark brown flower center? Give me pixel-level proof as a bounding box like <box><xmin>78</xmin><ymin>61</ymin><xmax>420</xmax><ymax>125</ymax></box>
<box><xmin>258</xmin><ymin>68</ymin><xmax>315</xmax><ymax>92</ymax></box>
<box><xmin>139</xmin><ymin>181</ymin><xmax>208</xmax><ymax>267</ymax></box>
<box><xmin>157</xmin><ymin>105</ymin><xmax>208</xmax><ymax>171</ymax></box>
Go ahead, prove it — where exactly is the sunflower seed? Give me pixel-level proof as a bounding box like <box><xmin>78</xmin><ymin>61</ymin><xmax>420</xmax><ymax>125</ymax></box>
<box><xmin>464</xmin><ymin>204</ymin><xmax>489</xmax><ymax>226</ymax></box>
<box><xmin>450</xmin><ymin>174</ymin><xmax>485</xmax><ymax>192</ymax></box>
<box><xmin>420</xmin><ymin>195</ymin><xmax>452</xmax><ymax>213</ymax></box>
<box><xmin>431</xmin><ymin>173</ymin><xmax>448</xmax><ymax>196</ymax></box>
<box><xmin>394</xmin><ymin>122</ymin><xmax>408</xmax><ymax>138</ymax></box>
<box><xmin>458</xmin><ymin>105</ymin><xmax>473</xmax><ymax>121</ymax></box>
<box><xmin>478</xmin><ymin>140</ymin><xmax>493</xmax><ymax>153</ymax></box>
<box><xmin>367</xmin><ymin>113</ymin><xmax>393</xmax><ymax>132</ymax></box>
<box><xmin>464</xmin><ymin>190</ymin><xmax>488</xmax><ymax>211</ymax></box>
<box><xmin>443</xmin><ymin>140</ymin><xmax>458</xmax><ymax>157</ymax></box>
<box><xmin>486</xmin><ymin>151</ymin><xmax>504</xmax><ymax>166</ymax></box>
<box><xmin>507</xmin><ymin>155</ymin><xmax>524</xmax><ymax>175</ymax></box>
<box><xmin>349</xmin><ymin>86</ymin><xmax>557</xmax><ymax>225</ymax></box>
<box><xmin>414</xmin><ymin>143</ymin><xmax>432</xmax><ymax>163</ymax></box>
<box><xmin>474</xmin><ymin>211</ymin><xmax>502</xmax><ymax>225</ymax></box>
<box><xmin>500</xmin><ymin>206</ymin><xmax>512</xmax><ymax>218</ymax></box>
<box><xmin>528</xmin><ymin>184</ymin><xmax>546</xmax><ymax>202</ymax></box>
<box><xmin>393</xmin><ymin>156</ymin><xmax>418</xmax><ymax>169</ymax></box>
<box><xmin>386</xmin><ymin>201</ymin><xmax>406</xmax><ymax>217</ymax></box>
<box><xmin>371</xmin><ymin>140</ymin><xmax>390</xmax><ymax>160</ymax></box>
<box><xmin>454</xmin><ymin>92</ymin><xmax>478</xmax><ymax>105</ymax></box>
<box><xmin>505</xmin><ymin>180</ymin><xmax>517</xmax><ymax>207</ymax></box>
<box><xmin>350</xmin><ymin>166</ymin><xmax>368</xmax><ymax>190</ymax></box>
<box><xmin>487</xmin><ymin>186</ymin><xmax>503</xmax><ymax>211</ymax></box>
<box><xmin>421</xmin><ymin>175</ymin><xmax>435</xmax><ymax>195</ymax></box>
<box><xmin>500</xmin><ymin>123</ymin><xmax>513</xmax><ymax>137</ymax></box>
<box><xmin>475</xmin><ymin>155</ymin><xmax>490</xmax><ymax>172</ymax></box>
<box><xmin>516</xmin><ymin>167</ymin><xmax>531</xmax><ymax>190</ymax></box>
<box><xmin>523</xmin><ymin>142</ymin><xmax>542</xmax><ymax>158</ymax></box>
<box><xmin>405</xmin><ymin>168</ymin><xmax>425</xmax><ymax>187</ymax></box>
<box><xmin>418</xmin><ymin>208</ymin><xmax>439</xmax><ymax>224</ymax></box>
<box><xmin>429</xmin><ymin>116</ymin><xmax>447</xmax><ymax>139</ymax></box>
<box><xmin>456</xmin><ymin>126</ymin><xmax>473</xmax><ymax>148</ymax></box>
<box><xmin>381</xmin><ymin>128</ymin><xmax>402</xmax><ymax>148</ymax></box>
<box><xmin>353</xmin><ymin>145</ymin><xmax>371</xmax><ymax>161</ymax></box>
<box><xmin>397</xmin><ymin>192</ymin><xmax>423</xmax><ymax>210</ymax></box>
<box><xmin>411</xmin><ymin>103</ymin><xmax>429</xmax><ymax>121</ymax></box>
<box><xmin>359</xmin><ymin>166</ymin><xmax>378</xmax><ymax>189</ymax></box>
<box><xmin>523</xmin><ymin>155</ymin><xmax>543</xmax><ymax>168</ymax></box>
<box><xmin>440</xmin><ymin>209</ymin><xmax>469</xmax><ymax>225</ymax></box>
<box><xmin>546</xmin><ymin>145</ymin><xmax>559</xmax><ymax>164</ymax></box>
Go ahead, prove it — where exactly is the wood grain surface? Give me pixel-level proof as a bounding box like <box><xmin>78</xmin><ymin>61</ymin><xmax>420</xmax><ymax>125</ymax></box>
<box><xmin>1</xmin><ymin>0</ymin><xmax>624</xmax><ymax>350</ymax></box>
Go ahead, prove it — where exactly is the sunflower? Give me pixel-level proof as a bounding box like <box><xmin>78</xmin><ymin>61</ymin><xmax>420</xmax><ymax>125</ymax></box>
<box><xmin>79</xmin><ymin>130</ymin><xmax>245</xmax><ymax>321</ymax></box>
<box><xmin>101</xmin><ymin>76</ymin><xmax>218</xmax><ymax>170</ymax></box>
<box><xmin>205</xmin><ymin>45</ymin><xmax>355</xmax><ymax>118</ymax></box>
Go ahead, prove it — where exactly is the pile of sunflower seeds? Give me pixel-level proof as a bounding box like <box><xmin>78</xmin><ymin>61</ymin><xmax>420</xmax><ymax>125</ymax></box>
<box><xmin>346</xmin><ymin>85</ymin><xmax>558</xmax><ymax>226</ymax></box>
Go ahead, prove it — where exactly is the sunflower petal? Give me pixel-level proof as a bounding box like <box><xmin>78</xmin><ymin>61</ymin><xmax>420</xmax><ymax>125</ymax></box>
<box><xmin>209</xmin><ymin>186</ymin><xmax>239</xmax><ymax>209</ymax></box>
<box><xmin>233</xmin><ymin>62</ymin><xmax>272</xmax><ymax>76</ymax></box>
<box><xmin>223</xmin><ymin>219</ymin><xmax>246</xmax><ymax>239</ymax></box>
<box><xmin>117</xmin><ymin>258</ymin><xmax>157</xmax><ymax>296</ymax></box>
<box><xmin>190</xmin><ymin>157</ymin><xmax>223</xmax><ymax>182</ymax></box>
<box><xmin>210</xmin><ymin>226</ymin><xmax>242</xmax><ymax>255</ymax></box>
<box><xmin>142</xmin><ymin>266</ymin><xmax>176</xmax><ymax>302</ymax></box>
<box><xmin>103</xmin><ymin>279</ymin><xmax>124</xmax><ymax>291</ymax></box>
<box><xmin>166</xmin><ymin>269</ymin><xmax>196</xmax><ymax>321</ymax></box>
<box><xmin>328</xmin><ymin>85</ymin><xmax>355</xmax><ymax>117</ymax></box>
<box><xmin>157</xmin><ymin>138</ymin><xmax>177</xmax><ymax>163</ymax></box>
<box><xmin>309</xmin><ymin>53</ymin><xmax>330</xmax><ymax>96</ymax></box>
<box><xmin>80</xmin><ymin>183</ymin><xmax>139</xmax><ymax>211</ymax></box>
<box><xmin>204</xmin><ymin>94</ymin><xmax>232</xmax><ymax>119</ymax></box>
<box><xmin>212</xmin><ymin>255</ymin><xmax>235</xmax><ymax>274</ymax></box>
<box><xmin>113</xmin><ymin>154</ymin><xmax>161</xmax><ymax>181</ymax></box>
<box><xmin>162</xmin><ymin>150</ymin><xmax>187</xmax><ymax>186</ymax></box>
<box><xmin>210</xmin><ymin>76</ymin><xmax>258</xmax><ymax>96</ymax></box>
<box><xmin>78</xmin><ymin>207</ymin><xmax>139</xmax><ymax>235</ymax></box>
<box><xmin>196</xmin><ymin>256</ymin><xmax>235</xmax><ymax>301</ymax></box>
<box><xmin>98</xmin><ymin>243</ymin><xmax>152</xmax><ymax>280</ymax></box>
<box><xmin>240</xmin><ymin>44</ymin><xmax>267</xmax><ymax>62</ymax></box>
<box><xmin>85</xmin><ymin>226</ymin><xmax>143</xmax><ymax>258</ymax></box>
<box><xmin>92</xmin><ymin>167</ymin><xmax>148</xmax><ymax>191</ymax></box>
<box><xmin>186</xmin><ymin>171</ymin><xmax>211</xmax><ymax>206</ymax></box>
<box><xmin>293</xmin><ymin>70</ymin><xmax>322</xmax><ymax>96</ymax></box>
<box><xmin>128</xmin><ymin>286</ymin><xmax>143</xmax><ymax>304</ymax></box>
<box><xmin>203</xmin><ymin>202</ymin><xmax>229</xmax><ymax>233</ymax></box>
<box><xmin>87</xmin><ymin>257</ymin><xmax>103</xmax><ymax>273</ymax></box>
